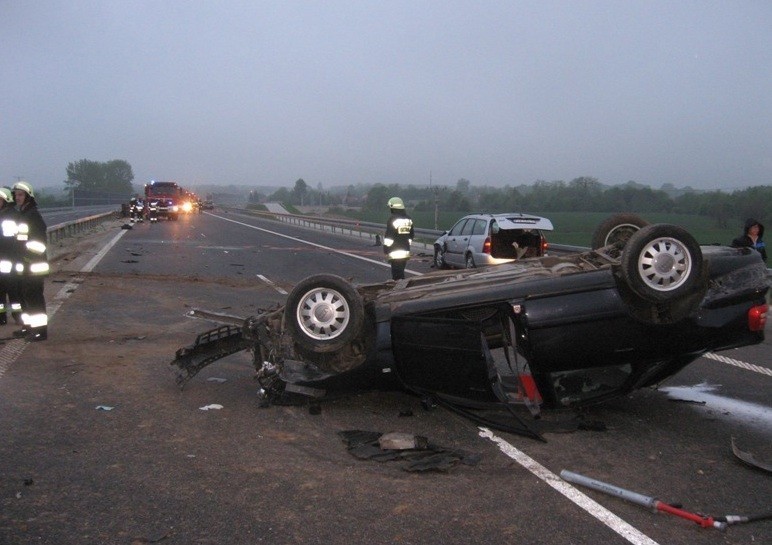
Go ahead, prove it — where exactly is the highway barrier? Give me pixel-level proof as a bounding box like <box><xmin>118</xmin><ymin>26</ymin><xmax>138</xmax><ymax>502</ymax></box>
<box><xmin>46</xmin><ymin>211</ymin><xmax>117</xmax><ymax>245</ymax></box>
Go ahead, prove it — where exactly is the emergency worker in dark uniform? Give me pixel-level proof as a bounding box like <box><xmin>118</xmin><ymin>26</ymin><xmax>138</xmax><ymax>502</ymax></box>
<box><xmin>12</xmin><ymin>181</ymin><xmax>49</xmax><ymax>341</ymax></box>
<box><xmin>383</xmin><ymin>197</ymin><xmax>414</xmax><ymax>280</ymax></box>
<box><xmin>129</xmin><ymin>195</ymin><xmax>144</xmax><ymax>223</ymax></box>
<box><xmin>0</xmin><ymin>187</ymin><xmax>22</xmax><ymax>325</ymax></box>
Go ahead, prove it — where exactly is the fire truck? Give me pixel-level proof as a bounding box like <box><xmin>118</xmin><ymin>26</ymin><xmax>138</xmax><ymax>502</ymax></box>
<box><xmin>144</xmin><ymin>181</ymin><xmax>183</xmax><ymax>221</ymax></box>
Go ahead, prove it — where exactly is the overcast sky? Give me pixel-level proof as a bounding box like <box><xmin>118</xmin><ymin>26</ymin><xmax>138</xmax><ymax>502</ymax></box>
<box><xmin>2</xmin><ymin>1</ymin><xmax>771</xmax><ymax>192</ymax></box>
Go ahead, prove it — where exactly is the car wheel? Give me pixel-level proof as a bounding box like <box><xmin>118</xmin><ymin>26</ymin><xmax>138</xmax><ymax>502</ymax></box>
<box><xmin>465</xmin><ymin>254</ymin><xmax>476</xmax><ymax>269</ymax></box>
<box><xmin>619</xmin><ymin>224</ymin><xmax>703</xmax><ymax>303</ymax></box>
<box><xmin>591</xmin><ymin>214</ymin><xmax>650</xmax><ymax>249</ymax></box>
<box><xmin>433</xmin><ymin>246</ymin><xmax>447</xmax><ymax>269</ymax></box>
<box><xmin>284</xmin><ymin>274</ymin><xmax>365</xmax><ymax>353</ymax></box>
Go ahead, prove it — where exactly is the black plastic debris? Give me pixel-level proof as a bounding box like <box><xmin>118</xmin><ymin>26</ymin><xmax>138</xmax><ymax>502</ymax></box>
<box><xmin>338</xmin><ymin>430</ymin><xmax>481</xmax><ymax>472</ymax></box>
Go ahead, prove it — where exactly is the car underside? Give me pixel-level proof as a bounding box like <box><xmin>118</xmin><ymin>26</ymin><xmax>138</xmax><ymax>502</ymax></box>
<box><xmin>172</xmin><ymin>215</ymin><xmax>769</xmax><ymax>439</ymax></box>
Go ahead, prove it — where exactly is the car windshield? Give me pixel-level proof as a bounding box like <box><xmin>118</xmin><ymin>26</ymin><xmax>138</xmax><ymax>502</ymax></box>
<box><xmin>146</xmin><ymin>183</ymin><xmax>180</xmax><ymax>197</ymax></box>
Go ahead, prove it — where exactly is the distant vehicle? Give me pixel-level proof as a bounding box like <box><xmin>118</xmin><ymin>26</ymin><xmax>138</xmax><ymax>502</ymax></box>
<box><xmin>434</xmin><ymin>213</ymin><xmax>554</xmax><ymax>269</ymax></box>
<box><xmin>172</xmin><ymin>214</ymin><xmax>768</xmax><ymax>439</ymax></box>
<box><xmin>201</xmin><ymin>199</ymin><xmax>214</xmax><ymax>210</ymax></box>
<box><xmin>144</xmin><ymin>181</ymin><xmax>183</xmax><ymax>220</ymax></box>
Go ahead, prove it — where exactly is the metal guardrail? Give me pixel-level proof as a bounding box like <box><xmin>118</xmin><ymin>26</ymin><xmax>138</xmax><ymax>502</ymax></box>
<box><xmin>46</xmin><ymin>211</ymin><xmax>117</xmax><ymax>245</ymax></box>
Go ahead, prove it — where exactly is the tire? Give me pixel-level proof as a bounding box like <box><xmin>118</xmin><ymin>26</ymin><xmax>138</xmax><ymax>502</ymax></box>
<box><xmin>591</xmin><ymin>214</ymin><xmax>650</xmax><ymax>249</ymax></box>
<box><xmin>433</xmin><ymin>246</ymin><xmax>447</xmax><ymax>269</ymax></box>
<box><xmin>284</xmin><ymin>274</ymin><xmax>365</xmax><ymax>353</ymax></box>
<box><xmin>619</xmin><ymin>224</ymin><xmax>703</xmax><ymax>303</ymax></box>
<box><xmin>465</xmin><ymin>253</ymin><xmax>476</xmax><ymax>269</ymax></box>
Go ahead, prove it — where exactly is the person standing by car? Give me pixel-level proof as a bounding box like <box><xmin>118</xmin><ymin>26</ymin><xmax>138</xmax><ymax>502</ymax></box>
<box><xmin>12</xmin><ymin>181</ymin><xmax>49</xmax><ymax>341</ymax></box>
<box><xmin>0</xmin><ymin>187</ymin><xmax>22</xmax><ymax>326</ymax></box>
<box><xmin>383</xmin><ymin>197</ymin><xmax>414</xmax><ymax>280</ymax></box>
<box><xmin>731</xmin><ymin>218</ymin><xmax>766</xmax><ymax>262</ymax></box>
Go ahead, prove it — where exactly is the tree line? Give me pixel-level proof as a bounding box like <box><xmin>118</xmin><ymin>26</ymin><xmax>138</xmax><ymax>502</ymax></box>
<box><xmin>64</xmin><ymin>159</ymin><xmax>134</xmax><ymax>195</ymax></box>
<box><xmin>354</xmin><ymin>178</ymin><xmax>770</xmax><ymax>228</ymax></box>
<box><xmin>264</xmin><ymin>177</ymin><xmax>768</xmax><ymax>227</ymax></box>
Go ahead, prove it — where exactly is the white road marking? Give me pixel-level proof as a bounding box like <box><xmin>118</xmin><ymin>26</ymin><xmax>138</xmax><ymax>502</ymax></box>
<box><xmin>479</xmin><ymin>428</ymin><xmax>660</xmax><ymax>545</ymax></box>
<box><xmin>703</xmin><ymin>351</ymin><xmax>772</xmax><ymax>376</ymax></box>
<box><xmin>256</xmin><ymin>274</ymin><xmax>288</xmax><ymax>295</ymax></box>
<box><xmin>0</xmin><ymin>229</ymin><xmax>128</xmax><ymax>380</ymax></box>
<box><xmin>212</xmin><ymin>213</ymin><xmax>423</xmax><ymax>276</ymax></box>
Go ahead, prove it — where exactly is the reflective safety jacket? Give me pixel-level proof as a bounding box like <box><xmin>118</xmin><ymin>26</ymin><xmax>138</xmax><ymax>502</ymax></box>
<box><xmin>383</xmin><ymin>211</ymin><xmax>414</xmax><ymax>261</ymax></box>
<box><xmin>0</xmin><ymin>206</ymin><xmax>21</xmax><ymax>275</ymax></box>
<box><xmin>16</xmin><ymin>203</ymin><xmax>49</xmax><ymax>276</ymax></box>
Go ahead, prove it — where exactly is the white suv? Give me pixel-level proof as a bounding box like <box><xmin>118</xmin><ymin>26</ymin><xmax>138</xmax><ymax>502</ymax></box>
<box><xmin>433</xmin><ymin>213</ymin><xmax>554</xmax><ymax>269</ymax></box>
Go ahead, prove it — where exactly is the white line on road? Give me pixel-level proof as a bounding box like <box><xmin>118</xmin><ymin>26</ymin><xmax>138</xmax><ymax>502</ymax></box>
<box><xmin>212</xmin><ymin>213</ymin><xmax>423</xmax><ymax>276</ymax></box>
<box><xmin>0</xmin><ymin>229</ymin><xmax>128</xmax><ymax>380</ymax></box>
<box><xmin>479</xmin><ymin>428</ymin><xmax>660</xmax><ymax>545</ymax></box>
<box><xmin>256</xmin><ymin>274</ymin><xmax>288</xmax><ymax>295</ymax></box>
<box><xmin>703</xmin><ymin>351</ymin><xmax>772</xmax><ymax>376</ymax></box>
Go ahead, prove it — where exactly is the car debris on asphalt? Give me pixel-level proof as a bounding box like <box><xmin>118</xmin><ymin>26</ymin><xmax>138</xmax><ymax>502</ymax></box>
<box><xmin>338</xmin><ymin>430</ymin><xmax>481</xmax><ymax>472</ymax></box>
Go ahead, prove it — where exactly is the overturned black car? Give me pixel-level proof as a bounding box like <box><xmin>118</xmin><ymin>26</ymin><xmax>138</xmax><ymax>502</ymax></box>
<box><xmin>173</xmin><ymin>215</ymin><xmax>768</xmax><ymax>437</ymax></box>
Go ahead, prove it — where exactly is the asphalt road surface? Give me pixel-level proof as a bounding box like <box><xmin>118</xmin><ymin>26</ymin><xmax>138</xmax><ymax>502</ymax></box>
<box><xmin>1</xmin><ymin>210</ymin><xmax>769</xmax><ymax>545</ymax></box>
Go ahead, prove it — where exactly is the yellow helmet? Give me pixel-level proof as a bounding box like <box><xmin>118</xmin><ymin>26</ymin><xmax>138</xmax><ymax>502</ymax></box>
<box><xmin>0</xmin><ymin>187</ymin><xmax>13</xmax><ymax>203</ymax></box>
<box><xmin>13</xmin><ymin>180</ymin><xmax>34</xmax><ymax>198</ymax></box>
<box><xmin>387</xmin><ymin>197</ymin><xmax>405</xmax><ymax>209</ymax></box>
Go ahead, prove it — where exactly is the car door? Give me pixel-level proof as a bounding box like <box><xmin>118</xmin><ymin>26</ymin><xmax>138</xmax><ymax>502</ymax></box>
<box><xmin>443</xmin><ymin>218</ymin><xmax>471</xmax><ymax>267</ymax></box>
<box><xmin>467</xmin><ymin>219</ymin><xmax>489</xmax><ymax>264</ymax></box>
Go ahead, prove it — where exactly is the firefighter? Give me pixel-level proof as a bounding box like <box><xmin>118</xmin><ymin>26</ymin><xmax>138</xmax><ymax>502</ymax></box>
<box><xmin>147</xmin><ymin>199</ymin><xmax>159</xmax><ymax>222</ymax></box>
<box><xmin>128</xmin><ymin>196</ymin><xmax>137</xmax><ymax>222</ymax></box>
<box><xmin>0</xmin><ymin>187</ymin><xmax>22</xmax><ymax>326</ymax></box>
<box><xmin>12</xmin><ymin>181</ymin><xmax>48</xmax><ymax>341</ymax></box>
<box><xmin>382</xmin><ymin>197</ymin><xmax>414</xmax><ymax>281</ymax></box>
<box><xmin>129</xmin><ymin>195</ymin><xmax>144</xmax><ymax>223</ymax></box>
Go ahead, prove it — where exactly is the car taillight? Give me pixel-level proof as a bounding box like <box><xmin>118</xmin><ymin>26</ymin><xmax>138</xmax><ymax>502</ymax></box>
<box><xmin>541</xmin><ymin>237</ymin><xmax>548</xmax><ymax>254</ymax></box>
<box><xmin>748</xmin><ymin>304</ymin><xmax>768</xmax><ymax>332</ymax></box>
<box><xmin>483</xmin><ymin>237</ymin><xmax>491</xmax><ymax>254</ymax></box>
